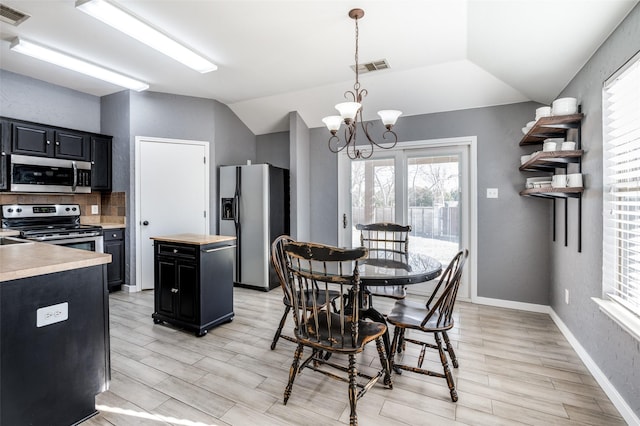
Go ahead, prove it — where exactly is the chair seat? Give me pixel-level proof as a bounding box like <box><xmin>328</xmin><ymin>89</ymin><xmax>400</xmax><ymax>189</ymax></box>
<box><xmin>387</xmin><ymin>299</ymin><xmax>453</xmax><ymax>331</ymax></box>
<box><xmin>368</xmin><ymin>285</ymin><xmax>406</xmax><ymax>299</ymax></box>
<box><xmin>282</xmin><ymin>289</ymin><xmax>342</xmax><ymax>308</ymax></box>
<box><xmin>296</xmin><ymin>312</ymin><xmax>387</xmax><ymax>353</ymax></box>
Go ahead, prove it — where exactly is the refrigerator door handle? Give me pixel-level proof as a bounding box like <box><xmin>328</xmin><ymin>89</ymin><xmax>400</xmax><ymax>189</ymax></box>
<box><xmin>233</xmin><ymin>194</ymin><xmax>240</xmax><ymax>226</ymax></box>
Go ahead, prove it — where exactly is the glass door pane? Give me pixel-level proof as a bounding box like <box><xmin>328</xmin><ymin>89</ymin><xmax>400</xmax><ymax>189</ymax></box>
<box><xmin>351</xmin><ymin>158</ymin><xmax>395</xmax><ymax>247</ymax></box>
<box><xmin>407</xmin><ymin>154</ymin><xmax>461</xmax><ymax>266</ymax></box>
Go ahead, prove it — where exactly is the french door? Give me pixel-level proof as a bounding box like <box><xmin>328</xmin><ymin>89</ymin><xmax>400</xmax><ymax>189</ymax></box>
<box><xmin>338</xmin><ymin>139</ymin><xmax>474</xmax><ymax>299</ymax></box>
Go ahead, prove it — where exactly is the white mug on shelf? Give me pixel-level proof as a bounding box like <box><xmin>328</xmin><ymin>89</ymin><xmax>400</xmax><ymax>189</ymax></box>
<box><xmin>543</xmin><ymin>141</ymin><xmax>557</xmax><ymax>152</ymax></box>
<box><xmin>566</xmin><ymin>173</ymin><xmax>583</xmax><ymax>188</ymax></box>
<box><xmin>561</xmin><ymin>141</ymin><xmax>576</xmax><ymax>151</ymax></box>
<box><xmin>552</xmin><ymin>174</ymin><xmax>567</xmax><ymax>188</ymax></box>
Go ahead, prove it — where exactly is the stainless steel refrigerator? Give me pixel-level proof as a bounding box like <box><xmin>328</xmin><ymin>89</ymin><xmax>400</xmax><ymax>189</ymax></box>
<box><xmin>219</xmin><ymin>164</ymin><xmax>289</xmax><ymax>290</ymax></box>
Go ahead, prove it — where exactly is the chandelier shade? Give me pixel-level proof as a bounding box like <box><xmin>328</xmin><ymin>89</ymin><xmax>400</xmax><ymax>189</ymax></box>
<box><xmin>322</xmin><ymin>8</ymin><xmax>402</xmax><ymax>159</ymax></box>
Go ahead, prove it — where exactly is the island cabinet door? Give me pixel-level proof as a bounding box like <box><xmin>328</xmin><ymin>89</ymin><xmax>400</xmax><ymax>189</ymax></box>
<box><xmin>156</xmin><ymin>258</ymin><xmax>178</xmax><ymax>316</ymax></box>
<box><xmin>176</xmin><ymin>261</ymin><xmax>198</xmax><ymax>322</ymax></box>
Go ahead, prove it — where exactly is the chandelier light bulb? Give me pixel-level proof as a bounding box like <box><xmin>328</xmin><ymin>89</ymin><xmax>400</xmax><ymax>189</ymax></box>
<box><xmin>322</xmin><ymin>116</ymin><xmax>343</xmax><ymax>133</ymax></box>
<box><xmin>378</xmin><ymin>110</ymin><xmax>402</xmax><ymax>128</ymax></box>
<box><xmin>335</xmin><ymin>102</ymin><xmax>361</xmax><ymax>123</ymax></box>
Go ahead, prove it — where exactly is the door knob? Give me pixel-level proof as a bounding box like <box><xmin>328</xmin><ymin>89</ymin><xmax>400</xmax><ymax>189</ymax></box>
<box><xmin>142</xmin><ymin>221</ymin><xmax>149</xmax><ymax>225</ymax></box>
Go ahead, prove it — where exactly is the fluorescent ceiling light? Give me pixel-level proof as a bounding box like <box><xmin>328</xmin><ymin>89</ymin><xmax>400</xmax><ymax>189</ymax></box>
<box><xmin>76</xmin><ymin>0</ymin><xmax>217</xmax><ymax>73</ymax></box>
<box><xmin>10</xmin><ymin>37</ymin><xmax>149</xmax><ymax>91</ymax></box>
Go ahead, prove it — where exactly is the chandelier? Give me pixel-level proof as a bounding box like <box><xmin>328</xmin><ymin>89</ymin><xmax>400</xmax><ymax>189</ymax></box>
<box><xmin>322</xmin><ymin>8</ymin><xmax>402</xmax><ymax>160</ymax></box>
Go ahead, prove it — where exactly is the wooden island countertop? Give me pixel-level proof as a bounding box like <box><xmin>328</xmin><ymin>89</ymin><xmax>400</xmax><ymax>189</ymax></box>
<box><xmin>150</xmin><ymin>233</ymin><xmax>236</xmax><ymax>245</ymax></box>
<box><xmin>0</xmin><ymin>241</ymin><xmax>111</xmax><ymax>282</ymax></box>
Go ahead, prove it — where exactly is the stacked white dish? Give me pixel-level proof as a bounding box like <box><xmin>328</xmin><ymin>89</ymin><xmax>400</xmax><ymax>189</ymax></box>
<box><xmin>551</xmin><ymin>97</ymin><xmax>578</xmax><ymax>115</ymax></box>
<box><xmin>535</xmin><ymin>106</ymin><xmax>552</xmax><ymax>121</ymax></box>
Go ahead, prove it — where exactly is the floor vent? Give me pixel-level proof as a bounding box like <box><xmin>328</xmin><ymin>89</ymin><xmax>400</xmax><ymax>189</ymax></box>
<box><xmin>351</xmin><ymin>59</ymin><xmax>390</xmax><ymax>74</ymax></box>
<box><xmin>0</xmin><ymin>3</ymin><xmax>30</xmax><ymax>26</ymax></box>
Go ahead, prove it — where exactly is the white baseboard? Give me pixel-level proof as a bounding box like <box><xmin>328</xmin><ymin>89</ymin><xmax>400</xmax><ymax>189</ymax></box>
<box><xmin>549</xmin><ymin>308</ymin><xmax>639</xmax><ymax>426</ymax></box>
<box><xmin>472</xmin><ymin>296</ymin><xmax>551</xmax><ymax>314</ymax></box>
<box><xmin>123</xmin><ymin>284</ymin><xmax>138</xmax><ymax>293</ymax></box>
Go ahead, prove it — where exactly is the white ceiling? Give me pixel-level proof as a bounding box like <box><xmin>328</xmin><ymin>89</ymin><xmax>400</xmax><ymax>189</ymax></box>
<box><xmin>0</xmin><ymin>0</ymin><xmax>637</xmax><ymax>135</ymax></box>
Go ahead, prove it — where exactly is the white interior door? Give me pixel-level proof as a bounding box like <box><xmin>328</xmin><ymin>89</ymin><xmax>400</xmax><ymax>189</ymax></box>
<box><xmin>136</xmin><ymin>137</ymin><xmax>210</xmax><ymax>291</ymax></box>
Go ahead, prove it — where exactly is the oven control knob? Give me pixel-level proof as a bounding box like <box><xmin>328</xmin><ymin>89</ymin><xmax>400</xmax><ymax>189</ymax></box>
<box><xmin>16</xmin><ymin>208</ymin><xmax>22</xmax><ymax>213</ymax></box>
<box><xmin>7</xmin><ymin>208</ymin><xmax>13</xmax><ymax>213</ymax></box>
<box><xmin>72</xmin><ymin>207</ymin><xmax>77</xmax><ymax>211</ymax></box>
<box><xmin>66</xmin><ymin>207</ymin><xmax>71</xmax><ymax>211</ymax></box>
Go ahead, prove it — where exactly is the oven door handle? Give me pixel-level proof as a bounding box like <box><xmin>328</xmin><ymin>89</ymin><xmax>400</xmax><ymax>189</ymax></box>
<box><xmin>72</xmin><ymin>161</ymin><xmax>78</xmax><ymax>192</ymax></box>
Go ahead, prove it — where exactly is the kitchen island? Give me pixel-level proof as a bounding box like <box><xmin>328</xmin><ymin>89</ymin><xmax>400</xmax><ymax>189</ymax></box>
<box><xmin>151</xmin><ymin>234</ymin><xmax>236</xmax><ymax>336</ymax></box>
<box><xmin>0</xmin><ymin>240</ymin><xmax>112</xmax><ymax>426</ymax></box>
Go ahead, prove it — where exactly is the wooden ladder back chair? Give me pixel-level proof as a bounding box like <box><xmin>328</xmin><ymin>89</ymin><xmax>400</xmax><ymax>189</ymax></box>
<box><xmin>356</xmin><ymin>223</ymin><xmax>412</xmax><ymax>303</ymax></box>
<box><xmin>387</xmin><ymin>249</ymin><xmax>468</xmax><ymax>402</ymax></box>
<box><xmin>282</xmin><ymin>241</ymin><xmax>392</xmax><ymax>426</ymax></box>
<box><xmin>269</xmin><ymin>235</ymin><xmax>341</xmax><ymax>350</ymax></box>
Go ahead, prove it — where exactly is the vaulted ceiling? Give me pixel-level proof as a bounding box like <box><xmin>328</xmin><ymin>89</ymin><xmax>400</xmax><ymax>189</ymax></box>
<box><xmin>0</xmin><ymin>1</ymin><xmax>637</xmax><ymax>135</ymax></box>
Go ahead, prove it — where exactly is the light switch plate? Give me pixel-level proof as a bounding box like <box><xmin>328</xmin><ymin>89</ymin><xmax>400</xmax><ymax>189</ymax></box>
<box><xmin>91</xmin><ymin>205</ymin><xmax>99</xmax><ymax>214</ymax></box>
<box><xmin>487</xmin><ymin>188</ymin><xmax>499</xmax><ymax>198</ymax></box>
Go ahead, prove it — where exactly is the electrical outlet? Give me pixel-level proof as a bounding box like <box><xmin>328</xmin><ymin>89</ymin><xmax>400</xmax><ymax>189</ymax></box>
<box><xmin>565</xmin><ymin>289</ymin><xmax>570</xmax><ymax>304</ymax></box>
<box><xmin>487</xmin><ymin>188</ymin><xmax>499</xmax><ymax>198</ymax></box>
<box><xmin>91</xmin><ymin>205</ymin><xmax>99</xmax><ymax>215</ymax></box>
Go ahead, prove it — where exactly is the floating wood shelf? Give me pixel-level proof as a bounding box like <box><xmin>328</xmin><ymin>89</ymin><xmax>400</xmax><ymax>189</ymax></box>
<box><xmin>519</xmin><ymin>187</ymin><xmax>584</xmax><ymax>198</ymax></box>
<box><xmin>519</xmin><ymin>150</ymin><xmax>584</xmax><ymax>172</ymax></box>
<box><xmin>520</xmin><ymin>113</ymin><xmax>584</xmax><ymax>145</ymax></box>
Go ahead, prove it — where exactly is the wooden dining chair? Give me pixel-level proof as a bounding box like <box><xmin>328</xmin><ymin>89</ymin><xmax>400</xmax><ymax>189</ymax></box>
<box><xmin>282</xmin><ymin>241</ymin><xmax>392</xmax><ymax>426</ymax></box>
<box><xmin>386</xmin><ymin>249</ymin><xmax>468</xmax><ymax>402</ymax></box>
<box><xmin>356</xmin><ymin>223</ymin><xmax>412</xmax><ymax>304</ymax></box>
<box><xmin>269</xmin><ymin>235</ymin><xmax>342</xmax><ymax>350</ymax></box>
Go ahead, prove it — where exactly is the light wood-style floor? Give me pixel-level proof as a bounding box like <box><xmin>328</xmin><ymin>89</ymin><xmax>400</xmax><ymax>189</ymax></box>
<box><xmin>82</xmin><ymin>287</ymin><xmax>626</xmax><ymax>426</ymax></box>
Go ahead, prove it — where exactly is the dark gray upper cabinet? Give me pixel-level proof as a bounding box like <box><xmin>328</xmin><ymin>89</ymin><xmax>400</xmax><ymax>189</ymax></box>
<box><xmin>91</xmin><ymin>135</ymin><xmax>112</xmax><ymax>192</ymax></box>
<box><xmin>11</xmin><ymin>121</ymin><xmax>90</xmax><ymax>161</ymax></box>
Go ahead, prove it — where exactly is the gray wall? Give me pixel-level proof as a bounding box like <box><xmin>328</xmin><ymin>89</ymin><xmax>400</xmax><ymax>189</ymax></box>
<box><xmin>256</xmin><ymin>131</ymin><xmax>289</xmax><ymax>169</ymax></box>
<box><xmin>0</xmin><ymin>69</ymin><xmax>100</xmax><ymax>132</ymax></box>
<box><xmin>551</xmin><ymin>4</ymin><xmax>640</xmax><ymax>417</ymax></box>
<box><xmin>309</xmin><ymin>101</ymin><xmax>553</xmax><ymax>305</ymax></box>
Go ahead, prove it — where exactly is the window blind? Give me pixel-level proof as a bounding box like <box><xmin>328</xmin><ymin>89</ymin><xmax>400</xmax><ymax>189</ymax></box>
<box><xmin>603</xmin><ymin>51</ymin><xmax>640</xmax><ymax>318</ymax></box>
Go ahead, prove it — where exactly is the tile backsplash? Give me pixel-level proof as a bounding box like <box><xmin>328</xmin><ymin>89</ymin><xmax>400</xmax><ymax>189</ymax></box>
<box><xmin>0</xmin><ymin>192</ymin><xmax>126</xmax><ymax>224</ymax></box>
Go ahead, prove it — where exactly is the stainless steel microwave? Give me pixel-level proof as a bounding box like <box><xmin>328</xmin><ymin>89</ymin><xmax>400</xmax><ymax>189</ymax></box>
<box><xmin>10</xmin><ymin>154</ymin><xmax>91</xmax><ymax>193</ymax></box>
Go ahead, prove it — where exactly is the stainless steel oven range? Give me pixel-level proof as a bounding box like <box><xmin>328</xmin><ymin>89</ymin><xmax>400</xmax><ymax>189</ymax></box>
<box><xmin>1</xmin><ymin>204</ymin><xmax>103</xmax><ymax>253</ymax></box>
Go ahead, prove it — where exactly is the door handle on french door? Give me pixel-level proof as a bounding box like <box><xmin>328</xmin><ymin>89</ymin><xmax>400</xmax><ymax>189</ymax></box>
<box><xmin>343</xmin><ymin>213</ymin><xmax>347</xmax><ymax>229</ymax></box>
<box><xmin>142</xmin><ymin>221</ymin><xmax>149</xmax><ymax>225</ymax></box>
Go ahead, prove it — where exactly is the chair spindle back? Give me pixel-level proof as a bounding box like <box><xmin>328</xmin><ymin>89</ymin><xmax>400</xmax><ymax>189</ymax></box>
<box><xmin>284</xmin><ymin>242</ymin><xmax>368</xmax><ymax>349</ymax></box>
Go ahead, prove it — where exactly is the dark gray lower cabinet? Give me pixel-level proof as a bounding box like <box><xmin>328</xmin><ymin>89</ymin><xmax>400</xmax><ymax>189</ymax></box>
<box><xmin>152</xmin><ymin>238</ymin><xmax>235</xmax><ymax>336</ymax></box>
<box><xmin>104</xmin><ymin>228</ymin><xmax>124</xmax><ymax>291</ymax></box>
<box><xmin>0</xmin><ymin>265</ymin><xmax>110</xmax><ymax>426</ymax></box>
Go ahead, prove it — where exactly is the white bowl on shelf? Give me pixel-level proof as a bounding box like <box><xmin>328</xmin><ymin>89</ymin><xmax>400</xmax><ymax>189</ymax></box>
<box><xmin>520</xmin><ymin>154</ymin><xmax>531</xmax><ymax>164</ymax></box>
<box><xmin>552</xmin><ymin>97</ymin><xmax>578</xmax><ymax>115</ymax></box>
<box><xmin>526</xmin><ymin>176</ymin><xmax>552</xmax><ymax>189</ymax></box>
<box><xmin>522</xmin><ymin>127</ymin><xmax>529</xmax><ymax>134</ymax></box>
<box><xmin>561</xmin><ymin>141</ymin><xmax>576</xmax><ymax>151</ymax></box>
<box><xmin>543</xmin><ymin>141</ymin><xmax>557</xmax><ymax>152</ymax></box>
<box><xmin>535</xmin><ymin>106</ymin><xmax>552</xmax><ymax>121</ymax></box>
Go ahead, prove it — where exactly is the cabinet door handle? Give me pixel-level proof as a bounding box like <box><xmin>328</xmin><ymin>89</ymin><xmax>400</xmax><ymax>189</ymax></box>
<box><xmin>46</xmin><ymin>140</ymin><xmax>51</xmax><ymax>145</ymax></box>
<box><xmin>173</xmin><ymin>249</ymin><xmax>178</xmax><ymax>253</ymax></box>
<box><xmin>171</xmin><ymin>288</ymin><xmax>179</xmax><ymax>293</ymax></box>
<box><xmin>112</xmin><ymin>233</ymin><xmax>118</xmax><ymax>238</ymax></box>
<box><xmin>56</xmin><ymin>141</ymin><xmax>60</xmax><ymax>146</ymax></box>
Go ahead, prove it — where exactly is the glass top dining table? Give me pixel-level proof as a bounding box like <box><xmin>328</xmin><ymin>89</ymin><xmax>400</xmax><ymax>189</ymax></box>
<box><xmin>357</xmin><ymin>249</ymin><xmax>442</xmax><ymax>287</ymax></box>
